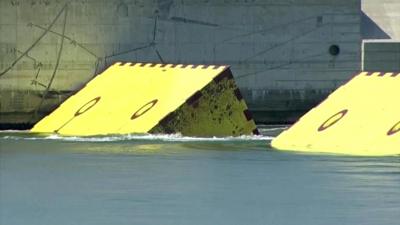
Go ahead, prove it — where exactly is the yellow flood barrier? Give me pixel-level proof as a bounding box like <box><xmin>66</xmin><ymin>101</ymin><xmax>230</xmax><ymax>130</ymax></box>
<box><xmin>31</xmin><ymin>62</ymin><xmax>258</xmax><ymax>136</ymax></box>
<box><xmin>272</xmin><ymin>72</ymin><xmax>400</xmax><ymax>156</ymax></box>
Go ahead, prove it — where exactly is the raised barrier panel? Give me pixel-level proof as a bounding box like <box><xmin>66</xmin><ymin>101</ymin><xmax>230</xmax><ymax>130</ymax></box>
<box><xmin>31</xmin><ymin>63</ymin><xmax>257</xmax><ymax>136</ymax></box>
<box><xmin>271</xmin><ymin>72</ymin><xmax>400</xmax><ymax>156</ymax></box>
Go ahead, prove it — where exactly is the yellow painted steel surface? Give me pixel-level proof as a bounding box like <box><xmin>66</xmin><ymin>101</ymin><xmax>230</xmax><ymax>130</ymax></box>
<box><xmin>31</xmin><ymin>62</ymin><xmax>257</xmax><ymax>136</ymax></box>
<box><xmin>271</xmin><ymin>72</ymin><xmax>400</xmax><ymax>156</ymax></box>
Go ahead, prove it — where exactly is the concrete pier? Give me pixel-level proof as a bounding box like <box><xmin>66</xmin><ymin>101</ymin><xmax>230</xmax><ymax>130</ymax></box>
<box><xmin>0</xmin><ymin>0</ymin><xmax>390</xmax><ymax>127</ymax></box>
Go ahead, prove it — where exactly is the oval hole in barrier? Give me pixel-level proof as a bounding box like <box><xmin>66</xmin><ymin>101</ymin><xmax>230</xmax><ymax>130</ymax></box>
<box><xmin>387</xmin><ymin>121</ymin><xmax>400</xmax><ymax>136</ymax></box>
<box><xmin>131</xmin><ymin>99</ymin><xmax>158</xmax><ymax>120</ymax></box>
<box><xmin>75</xmin><ymin>96</ymin><xmax>101</xmax><ymax>117</ymax></box>
<box><xmin>318</xmin><ymin>109</ymin><xmax>348</xmax><ymax>132</ymax></box>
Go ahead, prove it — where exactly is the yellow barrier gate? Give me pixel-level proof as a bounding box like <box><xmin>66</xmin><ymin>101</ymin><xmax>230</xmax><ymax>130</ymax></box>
<box><xmin>272</xmin><ymin>72</ymin><xmax>400</xmax><ymax>156</ymax></box>
<box><xmin>31</xmin><ymin>63</ymin><xmax>258</xmax><ymax>136</ymax></box>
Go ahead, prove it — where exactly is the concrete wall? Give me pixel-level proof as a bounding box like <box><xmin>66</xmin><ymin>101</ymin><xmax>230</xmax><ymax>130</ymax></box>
<box><xmin>362</xmin><ymin>0</ymin><xmax>400</xmax><ymax>40</ymax></box>
<box><xmin>0</xmin><ymin>0</ymin><xmax>361</xmax><ymax>126</ymax></box>
<box><xmin>362</xmin><ymin>40</ymin><xmax>400</xmax><ymax>72</ymax></box>
<box><xmin>361</xmin><ymin>1</ymin><xmax>400</xmax><ymax>80</ymax></box>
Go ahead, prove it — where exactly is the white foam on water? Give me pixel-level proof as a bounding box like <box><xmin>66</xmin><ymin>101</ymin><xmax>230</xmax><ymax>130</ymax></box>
<box><xmin>0</xmin><ymin>130</ymin><xmax>28</xmax><ymax>133</ymax></box>
<box><xmin>1</xmin><ymin>132</ymin><xmax>273</xmax><ymax>142</ymax></box>
<box><xmin>259</xmin><ymin>127</ymin><xmax>288</xmax><ymax>131</ymax></box>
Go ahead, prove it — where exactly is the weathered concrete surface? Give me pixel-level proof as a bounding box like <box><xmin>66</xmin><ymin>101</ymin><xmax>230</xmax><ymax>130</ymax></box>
<box><xmin>243</xmin><ymin>88</ymin><xmax>333</xmax><ymax>124</ymax></box>
<box><xmin>362</xmin><ymin>40</ymin><xmax>400</xmax><ymax>72</ymax></box>
<box><xmin>0</xmin><ymin>0</ymin><xmax>361</xmax><ymax>127</ymax></box>
<box><xmin>361</xmin><ymin>1</ymin><xmax>400</xmax><ymax>88</ymax></box>
<box><xmin>362</xmin><ymin>0</ymin><xmax>400</xmax><ymax>40</ymax></box>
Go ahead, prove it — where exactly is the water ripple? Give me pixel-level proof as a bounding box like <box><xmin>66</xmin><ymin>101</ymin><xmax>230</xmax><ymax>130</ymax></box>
<box><xmin>1</xmin><ymin>133</ymin><xmax>273</xmax><ymax>143</ymax></box>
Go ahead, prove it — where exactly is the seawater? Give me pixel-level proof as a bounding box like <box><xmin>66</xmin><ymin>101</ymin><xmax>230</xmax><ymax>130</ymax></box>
<box><xmin>0</xmin><ymin>126</ymin><xmax>399</xmax><ymax>225</ymax></box>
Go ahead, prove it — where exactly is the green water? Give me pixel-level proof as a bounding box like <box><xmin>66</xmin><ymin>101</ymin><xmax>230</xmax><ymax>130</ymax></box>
<box><xmin>0</xmin><ymin>127</ymin><xmax>399</xmax><ymax>225</ymax></box>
